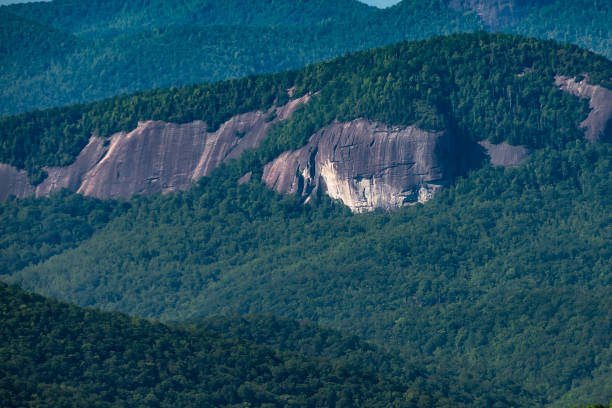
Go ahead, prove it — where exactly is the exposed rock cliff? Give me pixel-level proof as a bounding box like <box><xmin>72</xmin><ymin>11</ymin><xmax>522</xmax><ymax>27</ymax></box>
<box><xmin>262</xmin><ymin>119</ymin><xmax>455</xmax><ymax>213</ymax></box>
<box><xmin>0</xmin><ymin>164</ymin><xmax>34</xmax><ymax>200</ymax></box>
<box><xmin>555</xmin><ymin>76</ymin><xmax>612</xmax><ymax>142</ymax></box>
<box><xmin>478</xmin><ymin>141</ymin><xmax>531</xmax><ymax>167</ymax></box>
<box><xmin>0</xmin><ymin>95</ymin><xmax>308</xmax><ymax>201</ymax></box>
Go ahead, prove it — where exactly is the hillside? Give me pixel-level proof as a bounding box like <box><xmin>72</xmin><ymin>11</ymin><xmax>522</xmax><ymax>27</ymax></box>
<box><xmin>4</xmin><ymin>0</ymin><xmax>376</xmax><ymax>37</ymax></box>
<box><xmin>1</xmin><ymin>33</ymin><xmax>610</xmax><ymax>189</ymax></box>
<box><xmin>0</xmin><ymin>0</ymin><xmax>610</xmax><ymax>115</ymax></box>
<box><xmin>4</xmin><ymin>137</ymin><xmax>610</xmax><ymax>407</ymax></box>
<box><xmin>1</xmin><ymin>35</ymin><xmax>611</xmax><ymax>404</ymax></box>
<box><xmin>1</xmin><ymin>32</ymin><xmax>611</xmax><ymax>407</ymax></box>
<box><xmin>0</xmin><ymin>281</ymin><xmax>433</xmax><ymax>408</ymax></box>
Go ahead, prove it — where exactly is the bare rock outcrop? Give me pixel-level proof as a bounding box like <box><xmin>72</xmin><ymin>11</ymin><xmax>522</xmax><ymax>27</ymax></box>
<box><xmin>0</xmin><ymin>164</ymin><xmax>34</xmax><ymax>201</ymax></box>
<box><xmin>478</xmin><ymin>140</ymin><xmax>531</xmax><ymax>167</ymax></box>
<box><xmin>0</xmin><ymin>95</ymin><xmax>309</xmax><ymax>200</ymax></box>
<box><xmin>262</xmin><ymin>119</ymin><xmax>455</xmax><ymax>213</ymax></box>
<box><xmin>555</xmin><ymin>76</ymin><xmax>612</xmax><ymax>142</ymax></box>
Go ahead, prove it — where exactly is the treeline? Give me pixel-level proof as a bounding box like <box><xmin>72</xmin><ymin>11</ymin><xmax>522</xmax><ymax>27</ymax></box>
<box><xmin>2</xmin><ymin>32</ymin><xmax>611</xmax><ymax>184</ymax></box>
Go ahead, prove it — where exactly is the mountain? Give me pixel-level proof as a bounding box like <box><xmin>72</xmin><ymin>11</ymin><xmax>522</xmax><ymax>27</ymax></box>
<box><xmin>2</xmin><ymin>33</ymin><xmax>611</xmax><ymax>202</ymax></box>
<box><xmin>1</xmin><ymin>33</ymin><xmax>611</xmax><ymax>407</ymax></box>
<box><xmin>0</xmin><ymin>0</ymin><xmax>609</xmax><ymax>115</ymax></box>
<box><xmin>0</xmin><ymin>281</ymin><xmax>437</xmax><ymax>407</ymax></box>
<box><xmin>4</xmin><ymin>0</ymin><xmax>376</xmax><ymax>37</ymax></box>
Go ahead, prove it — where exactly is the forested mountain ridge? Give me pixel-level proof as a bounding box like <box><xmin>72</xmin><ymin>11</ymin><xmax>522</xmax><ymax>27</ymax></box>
<box><xmin>0</xmin><ymin>13</ymin><xmax>611</xmax><ymax>408</ymax></box>
<box><xmin>2</xmin><ymin>140</ymin><xmax>611</xmax><ymax>405</ymax></box>
<box><xmin>0</xmin><ymin>0</ymin><xmax>610</xmax><ymax>115</ymax></box>
<box><xmin>0</xmin><ymin>281</ymin><xmax>437</xmax><ymax>408</ymax></box>
<box><xmin>1</xmin><ymin>33</ymin><xmax>611</xmax><ymax>206</ymax></box>
<box><xmin>4</xmin><ymin>0</ymin><xmax>376</xmax><ymax>38</ymax></box>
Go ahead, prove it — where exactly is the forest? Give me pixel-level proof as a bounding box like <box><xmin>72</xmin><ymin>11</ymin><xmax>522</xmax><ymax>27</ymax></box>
<box><xmin>0</xmin><ymin>0</ymin><xmax>610</xmax><ymax>115</ymax></box>
<box><xmin>2</xmin><ymin>139</ymin><xmax>610</xmax><ymax>407</ymax></box>
<box><xmin>0</xmin><ymin>11</ymin><xmax>610</xmax><ymax>407</ymax></box>
<box><xmin>2</xmin><ymin>32</ymin><xmax>611</xmax><ymax>184</ymax></box>
<box><xmin>0</xmin><ymin>282</ymin><xmax>428</xmax><ymax>408</ymax></box>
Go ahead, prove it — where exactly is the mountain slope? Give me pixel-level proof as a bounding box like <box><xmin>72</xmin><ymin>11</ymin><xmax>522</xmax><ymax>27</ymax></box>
<box><xmin>3</xmin><ymin>140</ymin><xmax>611</xmax><ymax>407</ymax></box>
<box><xmin>0</xmin><ymin>281</ymin><xmax>429</xmax><ymax>408</ymax></box>
<box><xmin>4</xmin><ymin>0</ymin><xmax>376</xmax><ymax>37</ymax></box>
<box><xmin>2</xmin><ymin>33</ymin><xmax>610</xmax><ymax>187</ymax></box>
<box><xmin>1</xmin><ymin>33</ymin><xmax>611</xmax><ymax>407</ymax></box>
<box><xmin>1</xmin><ymin>0</ymin><xmax>610</xmax><ymax>116</ymax></box>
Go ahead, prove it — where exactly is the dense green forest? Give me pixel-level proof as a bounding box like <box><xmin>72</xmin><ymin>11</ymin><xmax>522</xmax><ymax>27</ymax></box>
<box><xmin>2</xmin><ymin>32</ymin><xmax>611</xmax><ymax>183</ymax></box>
<box><xmin>0</xmin><ymin>281</ymin><xmax>435</xmax><ymax>407</ymax></box>
<box><xmin>0</xmin><ymin>0</ymin><xmax>610</xmax><ymax>115</ymax></box>
<box><xmin>4</xmin><ymin>0</ymin><xmax>376</xmax><ymax>37</ymax></box>
<box><xmin>193</xmin><ymin>315</ymin><xmax>534</xmax><ymax>407</ymax></box>
<box><xmin>3</xmin><ymin>134</ymin><xmax>611</xmax><ymax>407</ymax></box>
<box><xmin>1</xmin><ymin>17</ymin><xmax>610</xmax><ymax>408</ymax></box>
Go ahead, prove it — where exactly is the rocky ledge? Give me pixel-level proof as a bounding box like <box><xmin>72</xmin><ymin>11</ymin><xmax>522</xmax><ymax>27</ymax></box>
<box><xmin>262</xmin><ymin>119</ymin><xmax>456</xmax><ymax>213</ymax></box>
<box><xmin>0</xmin><ymin>95</ymin><xmax>308</xmax><ymax>201</ymax></box>
<box><xmin>556</xmin><ymin>75</ymin><xmax>612</xmax><ymax>142</ymax></box>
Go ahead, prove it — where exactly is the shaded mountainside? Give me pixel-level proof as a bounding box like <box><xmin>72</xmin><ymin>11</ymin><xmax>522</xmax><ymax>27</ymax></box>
<box><xmin>1</xmin><ymin>33</ymin><xmax>611</xmax><ymax>211</ymax></box>
<box><xmin>1</xmin><ymin>0</ymin><xmax>610</xmax><ymax>115</ymax></box>
<box><xmin>192</xmin><ymin>314</ymin><xmax>533</xmax><ymax>407</ymax></box>
<box><xmin>0</xmin><ymin>281</ymin><xmax>433</xmax><ymax>408</ymax></box>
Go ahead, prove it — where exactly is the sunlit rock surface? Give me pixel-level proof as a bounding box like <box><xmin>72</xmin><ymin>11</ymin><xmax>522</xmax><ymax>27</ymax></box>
<box><xmin>0</xmin><ymin>95</ymin><xmax>308</xmax><ymax>201</ymax></box>
<box><xmin>263</xmin><ymin>119</ymin><xmax>455</xmax><ymax>213</ymax></box>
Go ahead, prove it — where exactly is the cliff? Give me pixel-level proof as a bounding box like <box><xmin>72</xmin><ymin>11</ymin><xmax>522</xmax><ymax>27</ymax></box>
<box><xmin>2</xmin><ymin>73</ymin><xmax>608</xmax><ymax>209</ymax></box>
<box><xmin>556</xmin><ymin>76</ymin><xmax>612</xmax><ymax>142</ymax></box>
<box><xmin>262</xmin><ymin>119</ymin><xmax>456</xmax><ymax>213</ymax></box>
<box><xmin>0</xmin><ymin>96</ymin><xmax>308</xmax><ymax>201</ymax></box>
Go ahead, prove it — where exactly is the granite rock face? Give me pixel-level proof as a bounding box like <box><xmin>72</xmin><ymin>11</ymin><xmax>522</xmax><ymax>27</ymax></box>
<box><xmin>262</xmin><ymin>119</ymin><xmax>455</xmax><ymax>213</ymax></box>
<box><xmin>555</xmin><ymin>76</ymin><xmax>612</xmax><ymax>142</ymax></box>
<box><xmin>478</xmin><ymin>140</ymin><xmax>531</xmax><ymax>167</ymax></box>
<box><xmin>0</xmin><ymin>95</ymin><xmax>308</xmax><ymax>201</ymax></box>
<box><xmin>0</xmin><ymin>164</ymin><xmax>34</xmax><ymax>200</ymax></box>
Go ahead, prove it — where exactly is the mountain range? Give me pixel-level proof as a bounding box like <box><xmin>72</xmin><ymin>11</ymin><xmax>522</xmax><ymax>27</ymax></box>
<box><xmin>0</xmin><ymin>0</ymin><xmax>610</xmax><ymax>115</ymax></box>
<box><xmin>0</xmin><ymin>0</ymin><xmax>611</xmax><ymax>407</ymax></box>
<box><xmin>1</xmin><ymin>29</ymin><xmax>611</xmax><ymax>406</ymax></box>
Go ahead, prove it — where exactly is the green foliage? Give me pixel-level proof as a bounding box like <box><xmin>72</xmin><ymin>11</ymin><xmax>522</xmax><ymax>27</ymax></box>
<box><xmin>4</xmin><ymin>0</ymin><xmax>375</xmax><ymax>38</ymax></box>
<box><xmin>0</xmin><ymin>281</ymin><xmax>423</xmax><ymax>408</ymax></box>
<box><xmin>194</xmin><ymin>315</ymin><xmax>533</xmax><ymax>407</ymax></box>
<box><xmin>2</xmin><ymin>32</ymin><xmax>610</xmax><ymax>183</ymax></box>
<box><xmin>0</xmin><ymin>190</ymin><xmax>126</xmax><ymax>276</ymax></box>
<box><xmin>1</xmin><ymin>0</ymin><xmax>610</xmax><ymax>116</ymax></box>
<box><xmin>3</xmin><ymin>137</ymin><xmax>610</xmax><ymax>407</ymax></box>
<box><xmin>507</xmin><ymin>0</ymin><xmax>612</xmax><ymax>59</ymax></box>
<box><xmin>0</xmin><ymin>0</ymin><xmax>481</xmax><ymax>116</ymax></box>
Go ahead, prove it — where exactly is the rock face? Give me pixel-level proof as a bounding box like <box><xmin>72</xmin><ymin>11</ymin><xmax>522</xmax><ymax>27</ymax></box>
<box><xmin>0</xmin><ymin>164</ymin><xmax>34</xmax><ymax>200</ymax></box>
<box><xmin>555</xmin><ymin>76</ymin><xmax>612</xmax><ymax>142</ymax></box>
<box><xmin>0</xmin><ymin>96</ymin><xmax>308</xmax><ymax>201</ymax></box>
<box><xmin>262</xmin><ymin>119</ymin><xmax>455</xmax><ymax>213</ymax></box>
<box><xmin>478</xmin><ymin>140</ymin><xmax>531</xmax><ymax>167</ymax></box>
<box><xmin>448</xmin><ymin>0</ymin><xmax>552</xmax><ymax>27</ymax></box>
